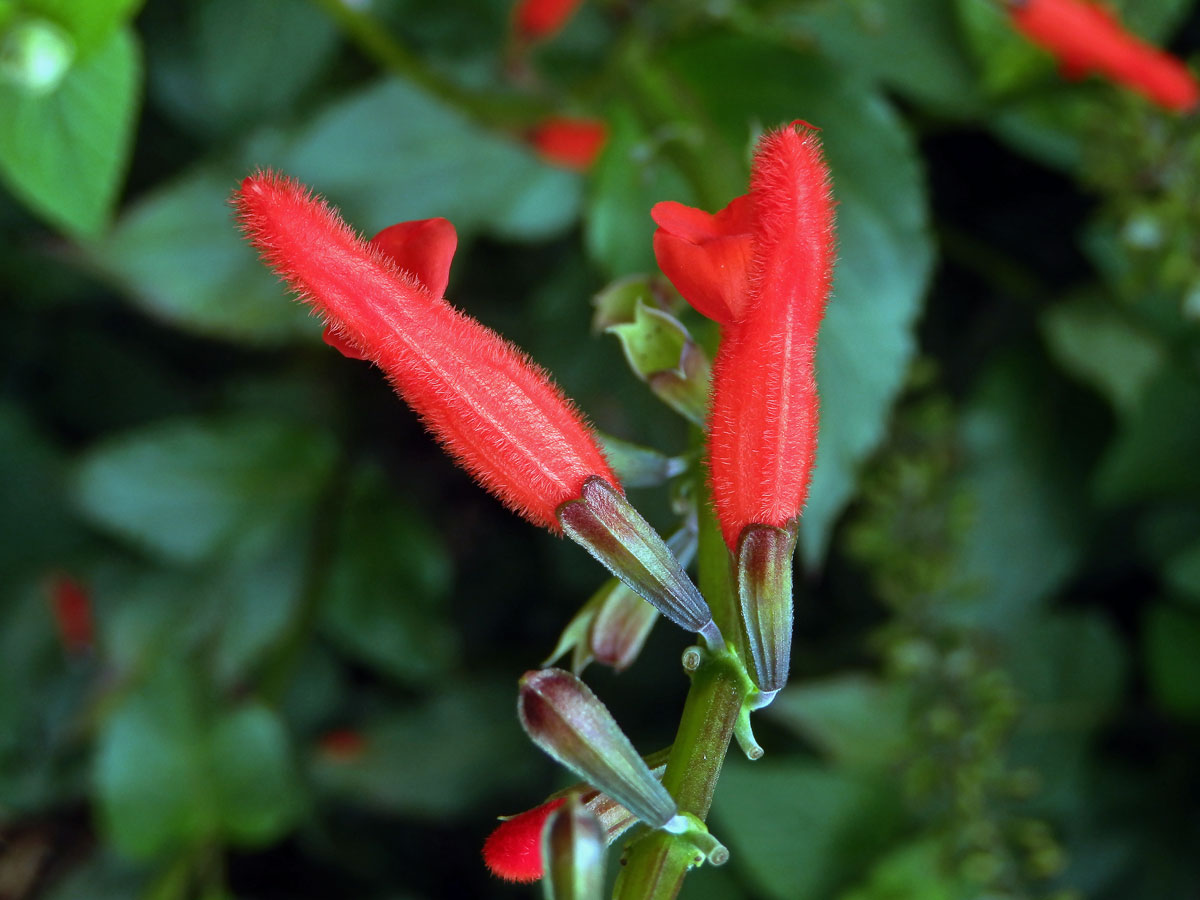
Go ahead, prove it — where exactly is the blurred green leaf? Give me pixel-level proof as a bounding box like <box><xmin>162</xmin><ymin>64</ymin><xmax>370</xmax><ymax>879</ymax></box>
<box><xmin>954</xmin><ymin>0</ymin><xmax>1052</xmax><ymax>95</ymax></box>
<box><xmin>587</xmin><ymin>103</ymin><xmax>694</xmax><ymax>276</ymax></box>
<box><xmin>0</xmin><ymin>402</ymin><xmax>81</xmax><ymax>581</ymax></box>
<box><xmin>311</xmin><ymin>683</ymin><xmax>538</xmax><ymax>818</ymax></box>
<box><xmin>74</xmin><ymin>415</ymin><xmax>337</xmax><ymax>564</ymax></box>
<box><xmin>1096</xmin><ymin>365</ymin><xmax>1200</xmax><ymax>504</ymax></box>
<box><xmin>97</xmin><ymin>77</ymin><xmax>581</xmax><ymax>342</ymax></box>
<box><xmin>0</xmin><ymin>26</ymin><xmax>139</xmax><ymax>237</ymax></box>
<box><xmin>1165</xmin><ymin>539</ymin><xmax>1200</xmax><ymax>604</ymax></box>
<box><xmin>22</xmin><ymin>0</ymin><xmax>143</xmax><ymax>57</ymax></box>
<box><xmin>1144</xmin><ymin>604</ymin><xmax>1200</xmax><ymax>718</ymax></box>
<box><xmin>96</xmin><ymin>169</ymin><xmax>318</xmax><ymax>342</ymax></box>
<box><xmin>944</xmin><ymin>359</ymin><xmax>1087</xmax><ymax>629</ymax></box>
<box><xmin>95</xmin><ymin>657</ymin><xmax>217</xmax><ymax>858</ymax></box>
<box><xmin>1041</xmin><ymin>295</ymin><xmax>1165</xmax><ymax>417</ymax></box>
<box><xmin>319</xmin><ymin>465</ymin><xmax>457</xmax><ymax>685</ymax></box>
<box><xmin>271</xmin><ymin>77</ymin><xmax>582</xmax><ymax>241</ymax></box>
<box><xmin>148</xmin><ymin>0</ymin><xmax>338</xmax><ymax>137</ymax></box>
<box><xmin>838</xmin><ymin>839</ymin><xmax>967</xmax><ymax>900</ymax></box>
<box><xmin>40</xmin><ymin>851</ymin><xmax>149</xmax><ymax>900</ymax></box>
<box><xmin>712</xmin><ymin>758</ymin><xmax>904</xmax><ymax>900</ymax></box>
<box><xmin>210</xmin><ymin>703</ymin><xmax>302</xmax><ymax>845</ymax></box>
<box><xmin>760</xmin><ymin>0</ymin><xmax>985</xmax><ymax>115</ymax></box>
<box><xmin>96</xmin><ymin>658</ymin><xmax>303</xmax><ymax>858</ymax></box>
<box><xmin>768</xmin><ymin>673</ymin><xmax>910</xmax><ymax>770</ymax></box>
<box><xmin>665</xmin><ymin>36</ymin><xmax>934</xmax><ymax>565</ymax></box>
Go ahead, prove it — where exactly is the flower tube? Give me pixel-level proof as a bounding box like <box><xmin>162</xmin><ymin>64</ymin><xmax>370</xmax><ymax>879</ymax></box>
<box><xmin>1006</xmin><ymin>0</ymin><xmax>1199</xmax><ymax>112</ymax></box>
<box><xmin>652</xmin><ymin>123</ymin><xmax>835</xmax><ymax>700</ymax></box>
<box><xmin>234</xmin><ymin>174</ymin><xmax>718</xmax><ymax>646</ymax></box>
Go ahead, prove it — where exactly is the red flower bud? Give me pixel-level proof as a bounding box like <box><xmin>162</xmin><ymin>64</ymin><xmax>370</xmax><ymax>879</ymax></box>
<box><xmin>46</xmin><ymin>573</ymin><xmax>93</xmax><ymax>654</ymax></box>
<box><xmin>483</xmin><ymin>796</ymin><xmax>567</xmax><ymax>883</ymax></box>
<box><xmin>234</xmin><ymin>172</ymin><xmax>616</xmax><ymax>531</ymax></box>
<box><xmin>513</xmin><ymin>0</ymin><xmax>583</xmax><ymax>43</ymax></box>
<box><xmin>528</xmin><ymin>117</ymin><xmax>608</xmax><ymax>171</ymax></box>
<box><xmin>317</xmin><ymin>729</ymin><xmax>367</xmax><ymax>762</ymax></box>
<box><xmin>1008</xmin><ymin>0</ymin><xmax>1199</xmax><ymax>111</ymax></box>
<box><xmin>652</xmin><ymin>122</ymin><xmax>835</xmax><ymax>550</ymax></box>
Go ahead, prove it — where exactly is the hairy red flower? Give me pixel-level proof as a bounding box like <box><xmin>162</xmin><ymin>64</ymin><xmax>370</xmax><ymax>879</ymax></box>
<box><xmin>652</xmin><ymin>123</ymin><xmax>835</xmax><ymax>550</ymax></box>
<box><xmin>513</xmin><ymin>0</ymin><xmax>582</xmax><ymax>43</ymax></box>
<box><xmin>234</xmin><ymin>172</ymin><xmax>616</xmax><ymax>531</ymax></box>
<box><xmin>483</xmin><ymin>797</ymin><xmax>566</xmax><ymax>883</ymax></box>
<box><xmin>529</xmin><ymin>117</ymin><xmax>608</xmax><ymax>171</ymax></box>
<box><xmin>1009</xmin><ymin>0</ymin><xmax>1199</xmax><ymax>111</ymax></box>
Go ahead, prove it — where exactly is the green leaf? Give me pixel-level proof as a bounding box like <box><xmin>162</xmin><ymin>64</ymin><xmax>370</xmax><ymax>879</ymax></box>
<box><xmin>1041</xmin><ymin>295</ymin><xmax>1166</xmax><ymax>417</ymax></box>
<box><xmin>271</xmin><ymin>77</ymin><xmax>582</xmax><ymax>241</ymax></box>
<box><xmin>944</xmin><ymin>359</ymin><xmax>1087</xmax><ymax>630</ymax></box>
<box><xmin>838</xmin><ymin>840</ymin><xmax>968</xmax><ymax>900</ymax></box>
<box><xmin>0</xmin><ymin>26</ymin><xmax>139</xmax><ymax>237</ymax></box>
<box><xmin>768</xmin><ymin>673</ymin><xmax>910</xmax><ymax>769</ymax></box>
<box><xmin>94</xmin><ymin>657</ymin><xmax>217</xmax><ymax>858</ymax></box>
<box><xmin>95</xmin><ymin>659</ymin><xmax>303</xmax><ymax>858</ymax></box>
<box><xmin>586</xmin><ymin>103</ymin><xmax>694</xmax><ymax>276</ymax></box>
<box><xmin>664</xmin><ymin>36</ymin><xmax>934</xmax><ymax>565</ymax></box>
<box><xmin>22</xmin><ymin>0</ymin><xmax>143</xmax><ymax>58</ymax></box>
<box><xmin>758</xmin><ymin>0</ymin><xmax>985</xmax><ymax>115</ymax></box>
<box><xmin>147</xmin><ymin>0</ymin><xmax>337</xmax><ymax>138</ymax></box>
<box><xmin>311</xmin><ymin>683</ymin><xmax>539</xmax><ymax>818</ymax></box>
<box><xmin>1165</xmin><ymin>540</ymin><xmax>1200</xmax><ymax>604</ymax></box>
<box><xmin>1096</xmin><ymin>365</ymin><xmax>1200</xmax><ymax>504</ymax></box>
<box><xmin>319</xmin><ymin>465</ymin><xmax>457</xmax><ymax>685</ymax></box>
<box><xmin>210</xmin><ymin>704</ymin><xmax>302</xmax><ymax>845</ymax></box>
<box><xmin>74</xmin><ymin>415</ymin><xmax>337</xmax><ymax>564</ymax></box>
<box><xmin>1144</xmin><ymin>604</ymin><xmax>1200</xmax><ymax>718</ymax></box>
<box><xmin>712</xmin><ymin>758</ymin><xmax>904</xmax><ymax>900</ymax></box>
<box><xmin>96</xmin><ymin>77</ymin><xmax>582</xmax><ymax>342</ymax></box>
<box><xmin>95</xmin><ymin>169</ymin><xmax>318</xmax><ymax>342</ymax></box>
<box><xmin>954</xmin><ymin>0</ymin><xmax>1053</xmax><ymax>95</ymax></box>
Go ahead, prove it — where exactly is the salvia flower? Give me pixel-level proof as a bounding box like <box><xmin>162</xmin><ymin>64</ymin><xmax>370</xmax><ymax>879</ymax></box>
<box><xmin>651</xmin><ymin>122</ymin><xmax>835</xmax><ymax>699</ymax></box>
<box><xmin>528</xmin><ymin>116</ymin><xmax>608</xmax><ymax>171</ymax></box>
<box><xmin>235</xmin><ymin>174</ymin><xmax>717</xmax><ymax>646</ymax></box>
<box><xmin>1007</xmin><ymin>0</ymin><xmax>1199</xmax><ymax>112</ymax></box>
<box><xmin>652</xmin><ymin>122</ymin><xmax>834</xmax><ymax>552</ymax></box>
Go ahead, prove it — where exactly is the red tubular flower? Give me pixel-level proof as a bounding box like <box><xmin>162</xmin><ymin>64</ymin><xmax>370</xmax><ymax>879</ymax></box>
<box><xmin>652</xmin><ymin>122</ymin><xmax>834</xmax><ymax>551</ymax></box>
<box><xmin>234</xmin><ymin>172</ymin><xmax>616</xmax><ymax>531</ymax></box>
<box><xmin>483</xmin><ymin>797</ymin><xmax>566</xmax><ymax>883</ymax></box>
<box><xmin>1008</xmin><ymin>0</ymin><xmax>1199</xmax><ymax>112</ymax></box>
<box><xmin>528</xmin><ymin>117</ymin><xmax>608</xmax><ymax>171</ymax></box>
<box><xmin>513</xmin><ymin>0</ymin><xmax>582</xmax><ymax>43</ymax></box>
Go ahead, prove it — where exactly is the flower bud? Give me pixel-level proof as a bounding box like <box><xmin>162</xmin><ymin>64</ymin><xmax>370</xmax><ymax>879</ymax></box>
<box><xmin>518</xmin><ymin>668</ymin><xmax>677</xmax><ymax>829</ymax></box>
<box><xmin>558</xmin><ymin>478</ymin><xmax>722</xmax><ymax>651</ymax></box>
<box><xmin>736</xmin><ymin>522</ymin><xmax>798</xmax><ymax>700</ymax></box>
<box><xmin>542</xmin><ymin>795</ymin><xmax>605</xmax><ymax>900</ymax></box>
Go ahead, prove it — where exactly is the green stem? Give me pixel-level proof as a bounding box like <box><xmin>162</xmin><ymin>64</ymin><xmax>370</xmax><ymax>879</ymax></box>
<box><xmin>615</xmin><ymin>477</ymin><xmax>749</xmax><ymax>900</ymax></box>
<box><xmin>310</xmin><ymin>0</ymin><xmax>544</xmax><ymax>126</ymax></box>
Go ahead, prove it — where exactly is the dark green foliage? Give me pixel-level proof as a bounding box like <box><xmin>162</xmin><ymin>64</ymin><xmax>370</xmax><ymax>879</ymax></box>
<box><xmin>2</xmin><ymin>0</ymin><xmax>1199</xmax><ymax>898</ymax></box>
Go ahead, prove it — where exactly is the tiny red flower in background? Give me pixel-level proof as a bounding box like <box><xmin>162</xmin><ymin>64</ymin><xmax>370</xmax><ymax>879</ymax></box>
<box><xmin>317</xmin><ymin>729</ymin><xmax>367</xmax><ymax>762</ymax></box>
<box><xmin>1008</xmin><ymin>0</ymin><xmax>1199</xmax><ymax>112</ymax></box>
<box><xmin>528</xmin><ymin>117</ymin><xmax>608</xmax><ymax>171</ymax></box>
<box><xmin>483</xmin><ymin>797</ymin><xmax>566</xmax><ymax>883</ymax></box>
<box><xmin>46</xmin><ymin>573</ymin><xmax>93</xmax><ymax>654</ymax></box>
<box><xmin>234</xmin><ymin>173</ymin><xmax>616</xmax><ymax>531</ymax></box>
<box><xmin>652</xmin><ymin>122</ymin><xmax>835</xmax><ymax>550</ymax></box>
<box><xmin>513</xmin><ymin>0</ymin><xmax>582</xmax><ymax>44</ymax></box>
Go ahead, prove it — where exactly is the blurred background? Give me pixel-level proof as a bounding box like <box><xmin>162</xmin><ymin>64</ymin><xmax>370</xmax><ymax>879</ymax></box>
<box><xmin>2</xmin><ymin>0</ymin><xmax>1200</xmax><ymax>898</ymax></box>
